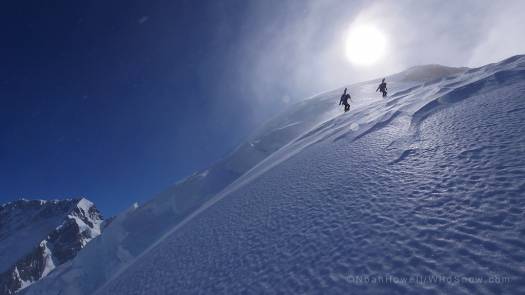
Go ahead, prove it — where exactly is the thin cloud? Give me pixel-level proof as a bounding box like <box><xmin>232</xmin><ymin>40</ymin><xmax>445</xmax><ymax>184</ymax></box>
<box><xmin>233</xmin><ymin>0</ymin><xmax>525</xmax><ymax>108</ymax></box>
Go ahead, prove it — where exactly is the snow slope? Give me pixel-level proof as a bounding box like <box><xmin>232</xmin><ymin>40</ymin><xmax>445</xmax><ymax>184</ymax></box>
<box><xmin>23</xmin><ymin>83</ymin><xmax>341</xmax><ymax>295</ymax></box>
<box><xmin>28</xmin><ymin>55</ymin><xmax>525</xmax><ymax>294</ymax></box>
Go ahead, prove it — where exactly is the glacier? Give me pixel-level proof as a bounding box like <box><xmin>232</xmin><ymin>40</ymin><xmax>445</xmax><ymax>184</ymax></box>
<box><xmin>25</xmin><ymin>55</ymin><xmax>525</xmax><ymax>294</ymax></box>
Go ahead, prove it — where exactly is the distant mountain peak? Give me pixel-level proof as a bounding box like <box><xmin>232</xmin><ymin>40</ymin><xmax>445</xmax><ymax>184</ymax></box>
<box><xmin>0</xmin><ymin>198</ymin><xmax>79</xmax><ymax>209</ymax></box>
<box><xmin>0</xmin><ymin>197</ymin><xmax>103</xmax><ymax>294</ymax></box>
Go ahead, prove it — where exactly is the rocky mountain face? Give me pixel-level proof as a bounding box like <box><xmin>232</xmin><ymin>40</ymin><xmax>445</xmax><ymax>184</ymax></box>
<box><xmin>0</xmin><ymin>198</ymin><xmax>103</xmax><ymax>294</ymax></box>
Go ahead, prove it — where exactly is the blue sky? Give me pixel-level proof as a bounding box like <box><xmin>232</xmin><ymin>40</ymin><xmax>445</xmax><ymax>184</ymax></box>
<box><xmin>0</xmin><ymin>1</ymin><xmax>264</xmax><ymax>215</ymax></box>
<box><xmin>1</xmin><ymin>0</ymin><xmax>524</xmax><ymax>216</ymax></box>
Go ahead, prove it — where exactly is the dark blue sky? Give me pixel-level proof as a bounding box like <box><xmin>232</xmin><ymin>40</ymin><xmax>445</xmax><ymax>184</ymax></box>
<box><xmin>2</xmin><ymin>0</ymin><xmax>517</xmax><ymax>216</ymax></box>
<box><xmin>1</xmin><ymin>0</ymin><xmax>374</xmax><ymax>216</ymax></box>
<box><xmin>0</xmin><ymin>1</ymin><xmax>280</xmax><ymax>215</ymax></box>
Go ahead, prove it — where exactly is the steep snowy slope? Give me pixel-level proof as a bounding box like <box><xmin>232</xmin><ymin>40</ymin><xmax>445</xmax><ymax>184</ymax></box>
<box><xmin>20</xmin><ymin>73</ymin><xmax>426</xmax><ymax>295</ymax></box>
<box><xmin>28</xmin><ymin>55</ymin><xmax>525</xmax><ymax>295</ymax></box>
<box><xmin>22</xmin><ymin>86</ymin><xmax>346</xmax><ymax>295</ymax></box>
<box><xmin>96</xmin><ymin>55</ymin><xmax>524</xmax><ymax>295</ymax></box>
<box><xmin>0</xmin><ymin>198</ymin><xmax>103</xmax><ymax>294</ymax></box>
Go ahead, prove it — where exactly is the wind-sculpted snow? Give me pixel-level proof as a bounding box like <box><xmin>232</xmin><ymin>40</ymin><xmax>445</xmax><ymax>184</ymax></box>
<box><xmin>92</xmin><ymin>56</ymin><xmax>525</xmax><ymax>295</ymax></box>
<box><xmin>27</xmin><ymin>56</ymin><xmax>525</xmax><ymax>295</ymax></box>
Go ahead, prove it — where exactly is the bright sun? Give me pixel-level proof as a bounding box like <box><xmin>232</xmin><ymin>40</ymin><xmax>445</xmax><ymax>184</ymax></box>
<box><xmin>345</xmin><ymin>24</ymin><xmax>387</xmax><ymax>66</ymax></box>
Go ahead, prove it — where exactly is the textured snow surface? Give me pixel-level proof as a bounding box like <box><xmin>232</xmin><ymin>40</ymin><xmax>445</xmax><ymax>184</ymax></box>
<box><xmin>28</xmin><ymin>56</ymin><xmax>525</xmax><ymax>295</ymax></box>
<box><xmin>97</xmin><ymin>56</ymin><xmax>525</xmax><ymax>295</ymax></box>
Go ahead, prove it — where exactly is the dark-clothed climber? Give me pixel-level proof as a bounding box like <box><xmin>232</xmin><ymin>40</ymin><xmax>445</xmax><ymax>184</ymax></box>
<box><xmin>377</xmin><ymin>78</ymin><xmax>387</xmax><ymax>97</ymax></box>
<box><xmin>339</xmin><ymin>88</ymin><xmax>352</xmax><ymax>112</ymax></box>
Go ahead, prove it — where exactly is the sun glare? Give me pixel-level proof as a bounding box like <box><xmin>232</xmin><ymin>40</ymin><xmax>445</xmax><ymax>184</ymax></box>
<box><xmin>345</xmin><ymin>24</ymin><xmax>387</xmax><ymax>66</ymax></box>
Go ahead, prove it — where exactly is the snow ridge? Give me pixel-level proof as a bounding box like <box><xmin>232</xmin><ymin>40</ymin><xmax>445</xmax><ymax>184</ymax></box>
<box><xmin>95</xmin><ymin>55</ymin><xmax>525</xmax><ymax>295</ymax></box>
<box><xmin>25</xmin><ymin>55</ymin><xmax>525</xmax><ymax>295</ymax></box>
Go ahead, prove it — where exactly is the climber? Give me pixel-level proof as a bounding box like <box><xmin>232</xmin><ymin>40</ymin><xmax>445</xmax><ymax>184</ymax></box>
<box><xmin>376</xmin><ymin>78</ymin><xmax>387</xmax><ymax>98</ymax></box>
<box><xmin>339</xmin><ymin>88</ymin><xmax>352</xmax><ymax>112</ymax></box>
